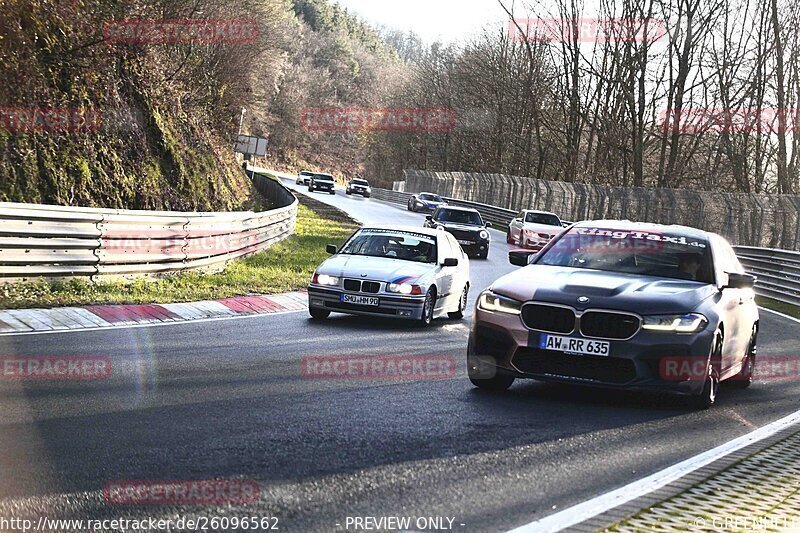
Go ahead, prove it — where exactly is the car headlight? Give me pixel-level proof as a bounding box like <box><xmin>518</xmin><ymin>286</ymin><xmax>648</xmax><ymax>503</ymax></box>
<box><xmin>387</xmin><ymin>283</ymin><xmax>422</xmax><ymax>295</ymax></box>
<box><xmin>642</xmin><ymin>313</ymin><xmax>708</xmax><ymax>333</ymax></box>
<box><xmin>313</xmin><ymin>273</ymin><xmax>339</xmax><ymax>286</ymax></box>
<box><xmin>479</xmin><ymin>230</ymin><xmax>490</xmax><ymax>240</ymax></box>
<box><xmin>478</xmin><ymin>291</ymin><xmax>522</xmax><ymax>315</ymax></box>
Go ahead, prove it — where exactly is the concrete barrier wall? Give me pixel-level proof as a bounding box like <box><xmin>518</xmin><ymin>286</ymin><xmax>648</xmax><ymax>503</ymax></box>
<box><xmin>400</xmin><ymin>170</ymin><xmax>800</xmax><ymax>250</ymax></box>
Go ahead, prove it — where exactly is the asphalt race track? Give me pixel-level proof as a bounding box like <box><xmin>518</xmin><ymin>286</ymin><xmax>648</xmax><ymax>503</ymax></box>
<box><xmin>0</xmin><ymin>180</ymin><xmax>798</xmax><ymax>532</ymax></box>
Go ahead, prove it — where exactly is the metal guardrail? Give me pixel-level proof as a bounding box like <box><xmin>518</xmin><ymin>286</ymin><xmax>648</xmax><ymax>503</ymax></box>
<box><xmin>733</xmin><ymin>246</ymin><xmax>800</xmax><ymax>307</ymax></box>
<box><xmin>0</xmin><ymin>172</ymin><xmax>298</xmax><ymax>283</ymax></box>
<box><xmin>373</xmin><ymin>187</ymin><xmax>799</xmax><ymax>307</ymax></box>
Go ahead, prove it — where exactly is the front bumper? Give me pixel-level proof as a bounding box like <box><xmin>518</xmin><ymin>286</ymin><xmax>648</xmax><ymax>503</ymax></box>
<box><xmin>308</xmin><ymin>286</ymin><xmax>426</xmax><ymax>320</ymax></box>
<box><xmin>458</xmin><ymin>240</ymin><xmax>490</xmax><ymax>256</ymax></box>
<box><xmin>311</xmin><ymin>183</ymin><xmax>335</xmax><ymax>191</ymax></box>
<box><xmin>348</xmin><ymin>187</ymin><xmax>371</xmax><ymax>196</ymax></box>
<box><xmin>468</xmin><ymin>306</ymin><xmax>716</xmax><ymax>396</ymax></box>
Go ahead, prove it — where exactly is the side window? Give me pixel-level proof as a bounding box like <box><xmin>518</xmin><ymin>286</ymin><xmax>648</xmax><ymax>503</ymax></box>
<box><xmin>722</xmin><ymin>241</ymin><xmax>744</xmax><ymax>275</ymax></box>
<box><xmin>712</xmin><ymin>236</ymin><xmax>743</xmax><ymax>283</ymax></box>
<box><xmin>448</xmin><ymin>234</ymin><xmax>464</xmax><ymax>259</ymax></box>
<box><xmin>437</xmin><ymin>234</ymin><xmax>452</xmax><ymax>262</ymax></box>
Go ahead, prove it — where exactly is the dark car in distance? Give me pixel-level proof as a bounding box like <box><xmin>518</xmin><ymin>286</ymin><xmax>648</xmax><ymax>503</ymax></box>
<box><xmin>408</xmin><ymin>192</ymin><xmax>447</xmax><ymax>212</ymax></box>
<box><xmin>308</xmin><ymin>173</ymin><xmax>336</xmax><ymax>195</ymax></box>
<box><xmin>424</xmin><ymin>206</ymin><xmax>492</xmax><ymax>259</ymax></box>
<box><xmin>471</xmin><ymin>221</ymin><xmax>759</xmax><ymax>409</ymax></box>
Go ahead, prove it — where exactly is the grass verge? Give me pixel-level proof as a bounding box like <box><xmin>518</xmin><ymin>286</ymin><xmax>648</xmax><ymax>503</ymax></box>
<box><xmin>757</xmin><ymin>296</ymin><xmax>800</xmax><ymax>319</ymax></box>
<box><xmin>0</xmin><ymin>201</ymin><xmax>357</xmax><ymax>309</ymax></box>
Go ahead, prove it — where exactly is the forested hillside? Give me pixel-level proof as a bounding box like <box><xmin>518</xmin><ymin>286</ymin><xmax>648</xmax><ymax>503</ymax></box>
<box><xmin>1</xmin><ymin>0</ymin><xmax>798</xmax><ymax>208</ymax></box>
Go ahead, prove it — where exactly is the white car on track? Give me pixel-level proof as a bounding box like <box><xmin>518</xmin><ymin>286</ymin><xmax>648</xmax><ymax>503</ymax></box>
<box><xmin>506</xmin><ymin>209</ymin><xmax>564</xmax><ymax>250</ymax></box>
<box><xmin>308</xmin><ymin>226</ymin><xmax>470</xmax><ymax>326</ymax></box>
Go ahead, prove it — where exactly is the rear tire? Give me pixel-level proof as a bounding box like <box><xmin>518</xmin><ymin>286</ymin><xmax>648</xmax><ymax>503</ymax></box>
<box><xmin>309</xmin><ymin>308</ymin><xmax>330</xmax><ymax>320</ymax></box>
<box><xmin>448</xmin><ymin>286</ymin><xmax>468</xmax><ymax>319</ymax></box>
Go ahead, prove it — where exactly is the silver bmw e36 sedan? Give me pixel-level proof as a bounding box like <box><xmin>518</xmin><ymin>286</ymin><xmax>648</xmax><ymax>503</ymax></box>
<box><xmin>308</xmin><ymin>226</ymin><xmax>471</xmax><ymax>326</ymax></box>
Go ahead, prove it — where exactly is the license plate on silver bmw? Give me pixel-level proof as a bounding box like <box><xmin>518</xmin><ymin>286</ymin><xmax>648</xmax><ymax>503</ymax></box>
<box><xmin>341</xmin><ymin>294</ymin><xmax>379</xmax><ymax>306</ymax></box>
<box><xmin>539</xmin><ymin>334</ymin><xmax>610</xmax><ymax>356</ymax></box>
<box><xmin>457</xmin><ymin>240</ymin><xmax>474</xmax><ymax>245</ymax></box>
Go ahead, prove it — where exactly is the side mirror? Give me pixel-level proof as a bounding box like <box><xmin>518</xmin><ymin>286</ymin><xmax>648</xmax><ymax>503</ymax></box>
<box><xmin>724</xmin><ymin>272</ymin><xmax>756</xmax><ymax>289</ymax></box>
<box><xmin>442</xmin><ymin>258</ymin><xmax>459</xmax><ymax>267</ymax></box>
<box><xmin>425</xmin><ymin>215</ymin><xmax>433</xmax><ymax>221</ymax></box>
<box><xmin>485</xmin><ymin>222</ymin><xmax>493</xmax><ymax>228</ymax></box>
<box><xmin>326</xmin><ymin>244</ymin><xmax>337</xmax><ymax>255</ymax></box>
<box><xmin>509</xmin><ymin>249</ymin><xmax>535</xmax><ymax>267</ymax></box>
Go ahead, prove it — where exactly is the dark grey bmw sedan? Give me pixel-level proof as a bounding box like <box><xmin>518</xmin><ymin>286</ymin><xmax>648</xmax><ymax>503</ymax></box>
<box><xmin>468</xmin><ymin>221</ymin><xmax>760</xmax><ymax>408</ymax></box>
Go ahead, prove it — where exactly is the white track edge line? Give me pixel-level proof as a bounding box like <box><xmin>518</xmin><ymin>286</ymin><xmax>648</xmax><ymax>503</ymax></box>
<box><xmin>758</xmin><ymin>306</ymin><xmax>800</xmax><ymax>324</ymax></box>
<box><xmin>508</xmin><ymin>408</ymin><xmax>800</xmax><ymax>533</ymax></box>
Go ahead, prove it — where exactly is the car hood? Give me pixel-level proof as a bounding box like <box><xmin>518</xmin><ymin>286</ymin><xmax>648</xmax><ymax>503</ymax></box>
<box><xmin>438</xmin><ymin>222</ymin><xmax>484</xmax><ymax>233</ymax></box>
<box><xmin>318</xmin><ymin>255</ymin><xmax>433</xmax><ymax>283</ymax></box>
<box><xmin>522</xmin><ymin>223</ymin><xmax>562</xmax><ymax>234</ymax></box>
<box><xmin>492</xmin><ymin>265</ymin><xmax>717</xmax><ymax>314</ymax></box>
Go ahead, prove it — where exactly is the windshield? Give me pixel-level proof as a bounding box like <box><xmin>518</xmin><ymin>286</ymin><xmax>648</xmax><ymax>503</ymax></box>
<box><xmin>434</xmin><ymin>208</ymin><xmax>483</xmax><ymax>226</ymax></box>
<box><xmin>313</xmin><ymin>174</ymin><xmax>334</xmax><ymax>181</ymax></box>
<box><xmin>300</xmin><ymin>171</ymin><xmax>315</xmax><ymax>176</ymax></box>
<box><xmin>537</xmin><ymin>227</ymin><xmax>713</xmax><ymax>283</ymax></box>
<box><xmin>352</xmin><ymin>179</ymin><xmax>369</xmax><ymax>186</ymax></box>
<box><xmin>419</xmin><ymin>193</ymin><xmax>442</xmax><ymax>202</ymax></box>
<box><xmin>526</xmin><ymin>212</ymin><xmax>561</xmax><ymax>226</ymax></box>
<box><xmin>339</xmin><ymin>229</ymin><xmax>437</xmax><ymax>263</ymax></box>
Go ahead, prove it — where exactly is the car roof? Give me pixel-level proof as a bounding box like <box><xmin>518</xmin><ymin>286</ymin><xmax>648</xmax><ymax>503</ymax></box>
<box><xmin>360</xmin><ymin>225</ymin><xmax>443</xmax><ymax>238</ymax></box>
<box><xmin>436</xmin><ymin>205</ymin><xmax>480</xmax><ymax>214</ymax></box>
<box><xmin>524</xmin><ymin>209</ymin><xmax>559</xmax><ymax>217</ymax></box>
<box><xmin>300</xmin><ymin>170</ymin><xmax>314</xmax><ymax>174</ymax></box>
<box><xmin>571</xmin><ymin>219</ymin><xmax>713</xmax><ymax>240</ymax></box>
<box><xmin>418</xmin><ymin>192</ymin><xmax>441</xmax><ymax>196</ymax></box>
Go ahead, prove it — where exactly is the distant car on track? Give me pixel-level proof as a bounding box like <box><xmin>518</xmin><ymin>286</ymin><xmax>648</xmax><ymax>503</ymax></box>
<box><xmin>346</xmin><ymin>178</ymin><xmax>371</xmax><ymax>198</ymax></box>
<box><xmin>470</xmin><ymin>221</ymin><xmax>759</xmax><ymax>408</ymax></box>
<box><xmin>424</xmin><ymin>206</ymin><xmax>492</xmax><ymax>259</ymax></box>
<box><xmin>507</xmin><ymin>209</ymin><xmax>564</xmax><ymax>250</ymax></box>
<box><xmin>308</xmin><ymin>226</ymin><xmax>470</xmax><ymax>326</ymax></box>
<box><xmin>408</xmin><ymin>192</ymin><xmax>447</xmax><ymax>212</ymax></box>
<box><xmin>296</xmin><ymin>170</ymin><xmax>315</xmax><ymax>185</ymax></box>
<box><xmin>308</xmin><ymin>173</ymin><xmax>336</xmax><ymax>195</ymax></box>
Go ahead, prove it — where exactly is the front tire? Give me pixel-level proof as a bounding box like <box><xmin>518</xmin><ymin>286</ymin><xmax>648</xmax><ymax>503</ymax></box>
<box><xmin>448</xmin><ymin>286</ymin><xmax>468</xmax><ymax>319</ymax></box>
<box><xmin>417</xmin><ymin>289</ymin><xmax>436</xmax><ymax>327</ymax></box>
<box><xmin>731</xmin><ymin>327</ymin><xmax>758</xmax><ymax>388</ymax></box>
<box><xmin>309</xmin><ymin>308</ymin><xmax>330</xmax><ymax>320</ymax></box>
<box><xmin>690</xmin><ymin>332</ymin><xmax>722</xmax><ymax>409</ymax></box>
<box><xmin>468</xmin><ymin>363</ymin><xmax>515</xmax><ymax>391</ymax></box>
